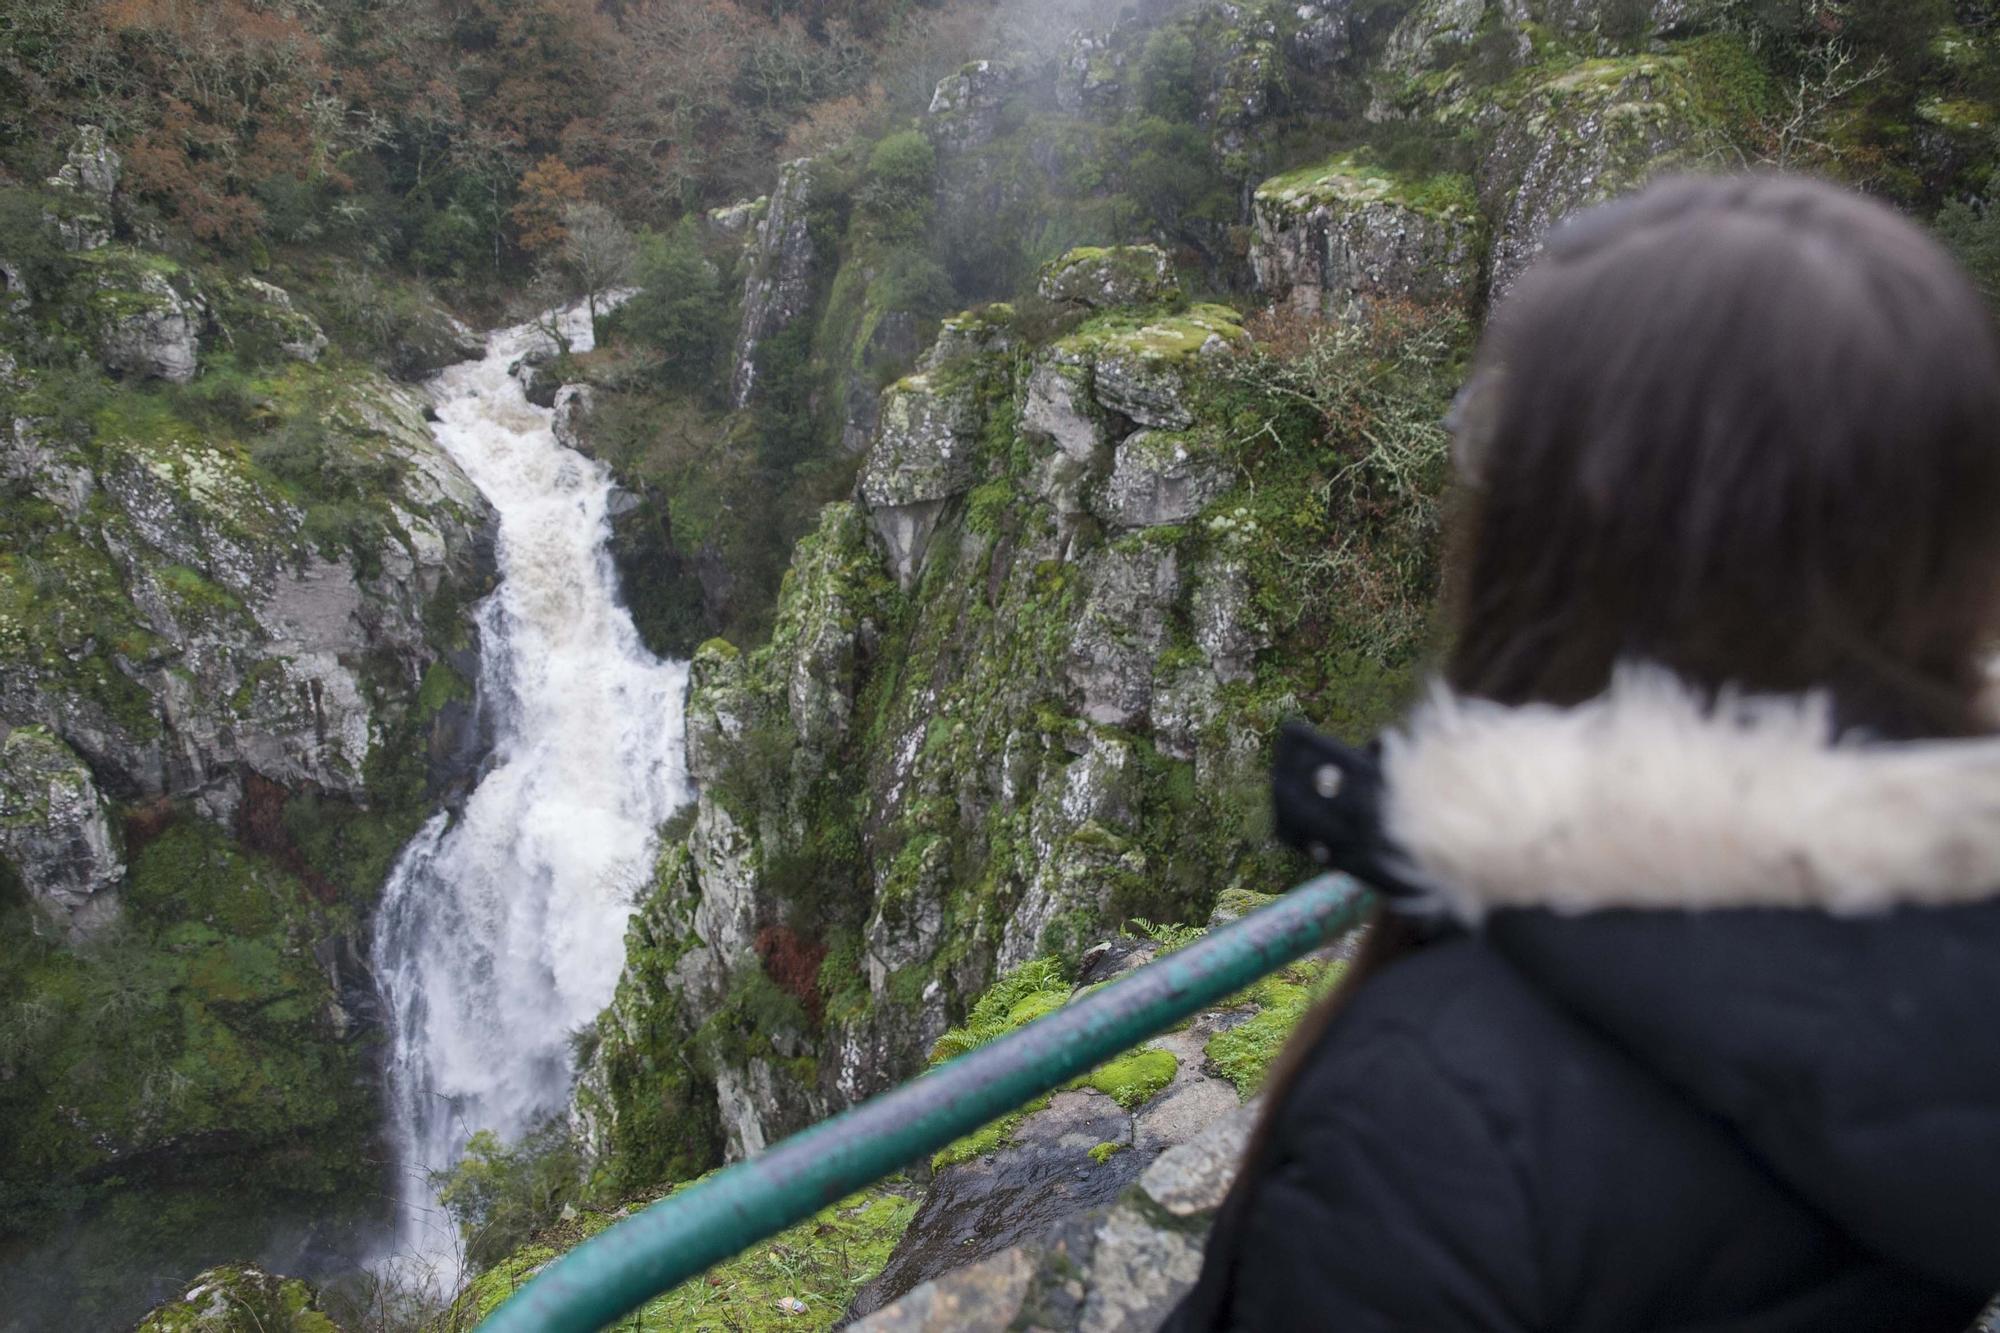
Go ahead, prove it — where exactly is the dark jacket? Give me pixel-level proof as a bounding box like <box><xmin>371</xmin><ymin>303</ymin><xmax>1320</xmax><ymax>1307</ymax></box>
<box><xmin>1169</xmin><ymin>671</ymin><xmax>2000</xmax><ymax>1332</ymax></box>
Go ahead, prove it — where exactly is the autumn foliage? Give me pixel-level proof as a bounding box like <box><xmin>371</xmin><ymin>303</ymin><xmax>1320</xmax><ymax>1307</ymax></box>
<box><xmin>0</xmin><ymin>0</ymin><xmax>902</xmax><ymax>270</ymax></box>
<box><xmin>756</xmin><ymin>924</ymin><xmax>829</xmax><ymax>1026</ymax></box>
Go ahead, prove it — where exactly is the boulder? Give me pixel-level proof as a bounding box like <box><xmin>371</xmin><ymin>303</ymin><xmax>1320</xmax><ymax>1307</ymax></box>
<box><xmin>230</xmin><ymin>277</ymin><xmax>327</xmax><ymax>363</ymax></box>
<box><xmin>921</xmin><ymin>304</ymin><xmax>1017</xmax><ymax>373</ymax></box>
<box><xmin>1038</xmin><ymin>246</ymin><xmax>1179</xmax><ymax>311</ymax></box>
<box><xmin>705</xmin><ymin>196</ymin><xmax>764</xmax><ymax>238</ymax></box>
<box><xmin>1080</xmin><ymin>305</ymin><xmax>1247</xmax><ymax>430</ymax></box>
<box><xmin>852</xmin><ymin>1009</ymin><xmax>1267</xmax><ymax>1331</ymax></box>
<box><xmin>1251</xmin><ymin>156</ymin><xmax>1481</xmax><ymax>318</ymax></box>
<box><xmin>0</xmin><ymin>726</ymin><xmax>124</xmax><ymax>935</ymax></box>
<box><xmin>386</xmin><ymin>299</ymin><xmax>484</xmax><ymax>380</ymax></box>
<box><xmin>1092</xmin><ymin>430</ymin><xmax>1230</xmax><ymax>530</ymax></box>
<box><xmin>551</xmin><ymin>383</ymin><xmax>597</xmax><ymax>454</ymax></box>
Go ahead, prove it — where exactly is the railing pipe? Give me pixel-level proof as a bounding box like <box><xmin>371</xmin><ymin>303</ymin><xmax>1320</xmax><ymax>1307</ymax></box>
<box><xmin>477</xmin><ymin>874</ymin><xmax>1375</xmax><ymax>1333</ymax></box>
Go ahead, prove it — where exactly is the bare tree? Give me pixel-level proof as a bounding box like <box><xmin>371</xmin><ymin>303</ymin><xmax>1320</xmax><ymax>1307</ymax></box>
<box><xmin>558</xmin><ymin>201</ymin><xmax>637</xmax><ymax>339</ymax></box>
<box><xmin>1766</xmin><ymin>40</ymin><xmax>1889</xmax><ymax>172</ymax></box>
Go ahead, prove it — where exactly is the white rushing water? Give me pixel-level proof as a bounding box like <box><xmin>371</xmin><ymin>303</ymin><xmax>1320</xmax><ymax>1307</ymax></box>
<box><xmin>373</xmin><ymin>303</ymin><xmax>690</xmax><ymax>1282</ymax></box>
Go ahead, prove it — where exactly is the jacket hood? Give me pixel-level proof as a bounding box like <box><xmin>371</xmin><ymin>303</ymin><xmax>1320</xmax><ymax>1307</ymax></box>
<box><xmin>1367</xmin><ymin>669</ymin><xmax>2000</xmax><ymax>1295</ymax></box>
<box><xmin>1378</xmin><ymin>667</ymin><xmax>2000</xmax><ymax>922</ymax></box>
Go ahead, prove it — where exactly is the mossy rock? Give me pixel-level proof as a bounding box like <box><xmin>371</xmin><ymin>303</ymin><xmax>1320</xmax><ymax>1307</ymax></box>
<box><xmin>134</xmin><ymin>1266</ymin><xmax>340</xmax><ymax>1333</ymax></box>
<box><xmin>1255</xmin><ymin>154</ymin><xmax>1477</xmax><ymax>220</ymax></box>
<box><xmin>1037</xmin><ymin>245</ymin><xmax>1181</xmax><ymax>311</ymax></box>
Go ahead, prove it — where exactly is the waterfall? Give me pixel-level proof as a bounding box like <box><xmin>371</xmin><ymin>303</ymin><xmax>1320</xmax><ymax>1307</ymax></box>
<box><xmin>372</xmin><ymin>302</ymin><xmax>690</xmax><ymax>1284</ymax></box>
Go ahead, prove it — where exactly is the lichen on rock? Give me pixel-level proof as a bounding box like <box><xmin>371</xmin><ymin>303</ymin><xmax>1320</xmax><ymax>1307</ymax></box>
<box><xmin>1251</xmin><ymin>155</ymin><xmax>1481</xmax><ymax>319</ymax></box>
<box><xmin>1037</xmin><ymin>246</ymin><xmax>1180</xmax><ymax>311</ymax></box>
<box><xmin>0</xmin><ymin>724</ymin><xmax>124</xmax><ymax>933</ymax></box>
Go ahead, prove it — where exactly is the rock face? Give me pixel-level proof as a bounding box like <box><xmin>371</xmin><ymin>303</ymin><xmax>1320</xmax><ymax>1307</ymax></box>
<box><xmin>1093</xmin><ymin>430</ymin><xmax>1230</xmax><ymax>531</ymax></box>
<box><xmin>852</xmin><ymin>1102</ymin><xmax>1256</xmax><ymax>1333</ymax></box>
<box><xmin>857</xmin><ymin>371</ymin><xmax>988</xmax><ymax>587</ymax></box>
<box><xmin>0</xmin><ymin>255</ymin><xmax>495</xmax><ymax>874</ymax></box>
<box><xmin>849</xmin><ymin>913</ymin><xmax>1347</xmax><ymax>1330</ymax></box>
<box><xmin>731</xmin><ymin>158</ymin><xmax>818</xmax><ymax>407</ymax></box>
<box><xmin>575</xmin><ymin>281</ymin><xmax>1298</xmax><ymax>1186</ymax></box>
<box><xmin>44</xmin><ymin>124</ymin><xmax>120</xmax><ymax>252</ymax></box>
<box><xmin>0</xmin><ymin>725</ymin><xmax>124</xmax><ymax>933</ymax></box>
<box><xmin>1479</xmin><ymin>55</ymin><xmax>1707</xmax><ymax>296</ymax></box>
<box><xmin>551</xmin><ymin>382</ymin><xmax>597</xmax><ymax>453</ymax></box>
<box><xmin>1056</xmin><ymin>31</ymin><xmax>1126</xmax><ymax>114</ymax></box>
<box><xmin>386</xmin><ymin>296</ymin><xmax>486</xmax><ymax>380</ymax></box>
<box><xmin>1251</xmin><ymin>157</ymin><xmax>1481</xmax><ymax>318</ymax></box>
<box><xmin>93</xmin><ymin>264</ymin><xmax>203</xmax><ymax>382</ymax></box>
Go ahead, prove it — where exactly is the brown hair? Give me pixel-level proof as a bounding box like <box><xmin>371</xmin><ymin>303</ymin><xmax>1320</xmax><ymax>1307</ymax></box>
<box><xmin>1188</xmin><ymin>176</ymin><xmax>2000</xmax><ymax>1321</ymax></box>
<box><xmin>1449</xmin><ymin>173</ymin><xmax>2000</xmax><ymax>737</ymax></box>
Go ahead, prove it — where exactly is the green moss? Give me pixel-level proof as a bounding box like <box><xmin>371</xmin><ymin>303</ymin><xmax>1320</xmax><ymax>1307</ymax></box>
<box><xmin>0</xmin><ymin>820</ymin><xmax>379</xmax><ymax>1323</ymax></box>
<box><xmin>463</xmin><ymin>1182</ymin><xmax>918</xmax><ymax>1331</ymax></box>
<box><xmin>1255</xmin><ymin>153</ymin><xmax>1477</xmax><ymax>218</ymax></box>
<box><xmin>1204</xmin><ymin>957</ymin><xmax>1348</xmax><ymax>1096</ymax></box>
<box><xmin>1088</xmin><ymin>1140</ymin><xmax>1127</xmax><ymax>1164</ymax></box>
<box><xmin>1062</xmin><ymin>303</ymin><xmax>1247</xmax><ymax>365</ymax></box>
<box><xmin>1073</xmin><ymin>1047</ymin><xmax>1177</xmax><ymax>1108</ymax></box>
<box><xmin>134</xmin><ymin>1266</ymin><xmax>340</xmax><ymax>1332</ymax></box>
<box><xmin>930</xmin><ymin>1093</ymin><xmax>1054</xmax><ymax>1169</ymax></box>
<box><xmin>414</xmin><ymin>658</ymin><xmax>472</xmax><ymax>721</ymax></box>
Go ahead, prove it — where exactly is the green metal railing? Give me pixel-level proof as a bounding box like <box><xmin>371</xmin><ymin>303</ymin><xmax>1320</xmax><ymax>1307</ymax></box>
<box><xmin>477</xmin><ymin>873</ymin><xmax>1375</xmax><ymax>1333</ymax></box>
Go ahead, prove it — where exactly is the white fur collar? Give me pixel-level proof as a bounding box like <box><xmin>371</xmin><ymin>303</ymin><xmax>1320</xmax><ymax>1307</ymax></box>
<box><xmin>1379</xmin><ymin>668</ymin><xmax>2000</xmax><ymax>921</ymax></box>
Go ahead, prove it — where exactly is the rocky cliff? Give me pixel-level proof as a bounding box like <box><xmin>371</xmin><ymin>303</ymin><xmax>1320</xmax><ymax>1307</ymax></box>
<box><xmin>0</xmin><ymin>135</ymin><xmax>494</xmax><ymax>1322</ymax></box>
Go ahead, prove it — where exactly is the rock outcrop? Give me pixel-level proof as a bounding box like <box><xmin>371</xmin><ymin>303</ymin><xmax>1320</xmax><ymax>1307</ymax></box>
<box><xmin>0</xmin><ymin>725</ymin><xmax>124</xmax><ymax>933</ymax></box>
<box><xmin>926</xmin><ymin>61</ymin><xmax>1025</xmax><ymax>158</ymax></box>
<box><xmin>1039</xmin><ymin>246</ymin><xmax>1180</xmax><ymax>311</ymax></box>
<box><xmin>0</xmin><ymin>249</ymin><xmax>495</xmax><ymax>862</ymax></box>
<box><xmin>850</xmin><ymin>908</ymin><xmax>1354</xmax><ymax>1329</ymax></box>
<box><xmin>44</xmin><ymin>124</ymin><xmax>120</xmax><ymax>252</ymax></box>
<box><xmin>857</xmin><ymin>371</ymin><xmax>989</xmax><ymax>587</ymax></box>
<box><xmin>1252</xmin><ymin>156</ymin><xmax>1481</xmax><ymax>318</ymax></box>
<box><xmin>1479</xmin><ymin>55</ymin><xmax>1707</xmax><ymax>295</ymax></box>
<box><xmin>731</xmin><ymin>159</ymin><xmax>819</xmax><ymax>407</ymax></box>
<box><xmin>853</xmin><ymin>1101</ymin><xmax>1256</xmax><ymax>1332</ymax></box>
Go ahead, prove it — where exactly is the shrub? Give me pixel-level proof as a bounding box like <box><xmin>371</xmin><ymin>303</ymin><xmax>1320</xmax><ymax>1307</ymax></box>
<box><xmin>434</xmin><ymin>1121</ymin><xmax>584</xmax><ymax>1272</ymax></box>
<box><xmin>857</xmin><ymin>130</ymin><xmax>937</xmax><ymax>242</ymax></box>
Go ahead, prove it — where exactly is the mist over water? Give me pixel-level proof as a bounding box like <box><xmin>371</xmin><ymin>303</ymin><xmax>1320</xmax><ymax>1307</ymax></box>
<box><xmin>373</xmin><ymin>303</ymin><xmax>690</xmax><ymax>1282</ymax></box>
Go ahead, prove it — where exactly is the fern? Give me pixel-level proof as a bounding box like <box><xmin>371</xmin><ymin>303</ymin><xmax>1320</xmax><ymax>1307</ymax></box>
<box><xmin>1129</xmin><ymin>917</ymin><xmax>1206</xmax><ymax>954</ymax></box>
<box><xmin>927</xmin><ymin>956</ymin><xmax>1073</xmax><ymax>1065</ymax></box>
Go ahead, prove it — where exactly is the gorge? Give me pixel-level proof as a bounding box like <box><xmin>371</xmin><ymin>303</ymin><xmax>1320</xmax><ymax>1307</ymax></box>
<box><xmin>2</xmin><ymin>0</ymin><xmax>1998</xmax><ymax>1326</ymax></box>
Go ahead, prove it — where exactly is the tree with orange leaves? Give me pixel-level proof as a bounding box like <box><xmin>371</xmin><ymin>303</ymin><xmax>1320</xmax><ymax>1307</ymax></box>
<box><xmin>511</xmin><ymin>155</ymin><xmax>602</xmax><ymax>254</ymax></box>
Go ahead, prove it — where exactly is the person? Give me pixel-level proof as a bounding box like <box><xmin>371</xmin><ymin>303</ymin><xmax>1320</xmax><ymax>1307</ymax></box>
<box><xmin>1165</xmin><ymin>174</ymin><xmax>2000</xmax><ymax>1332</ymax></box>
